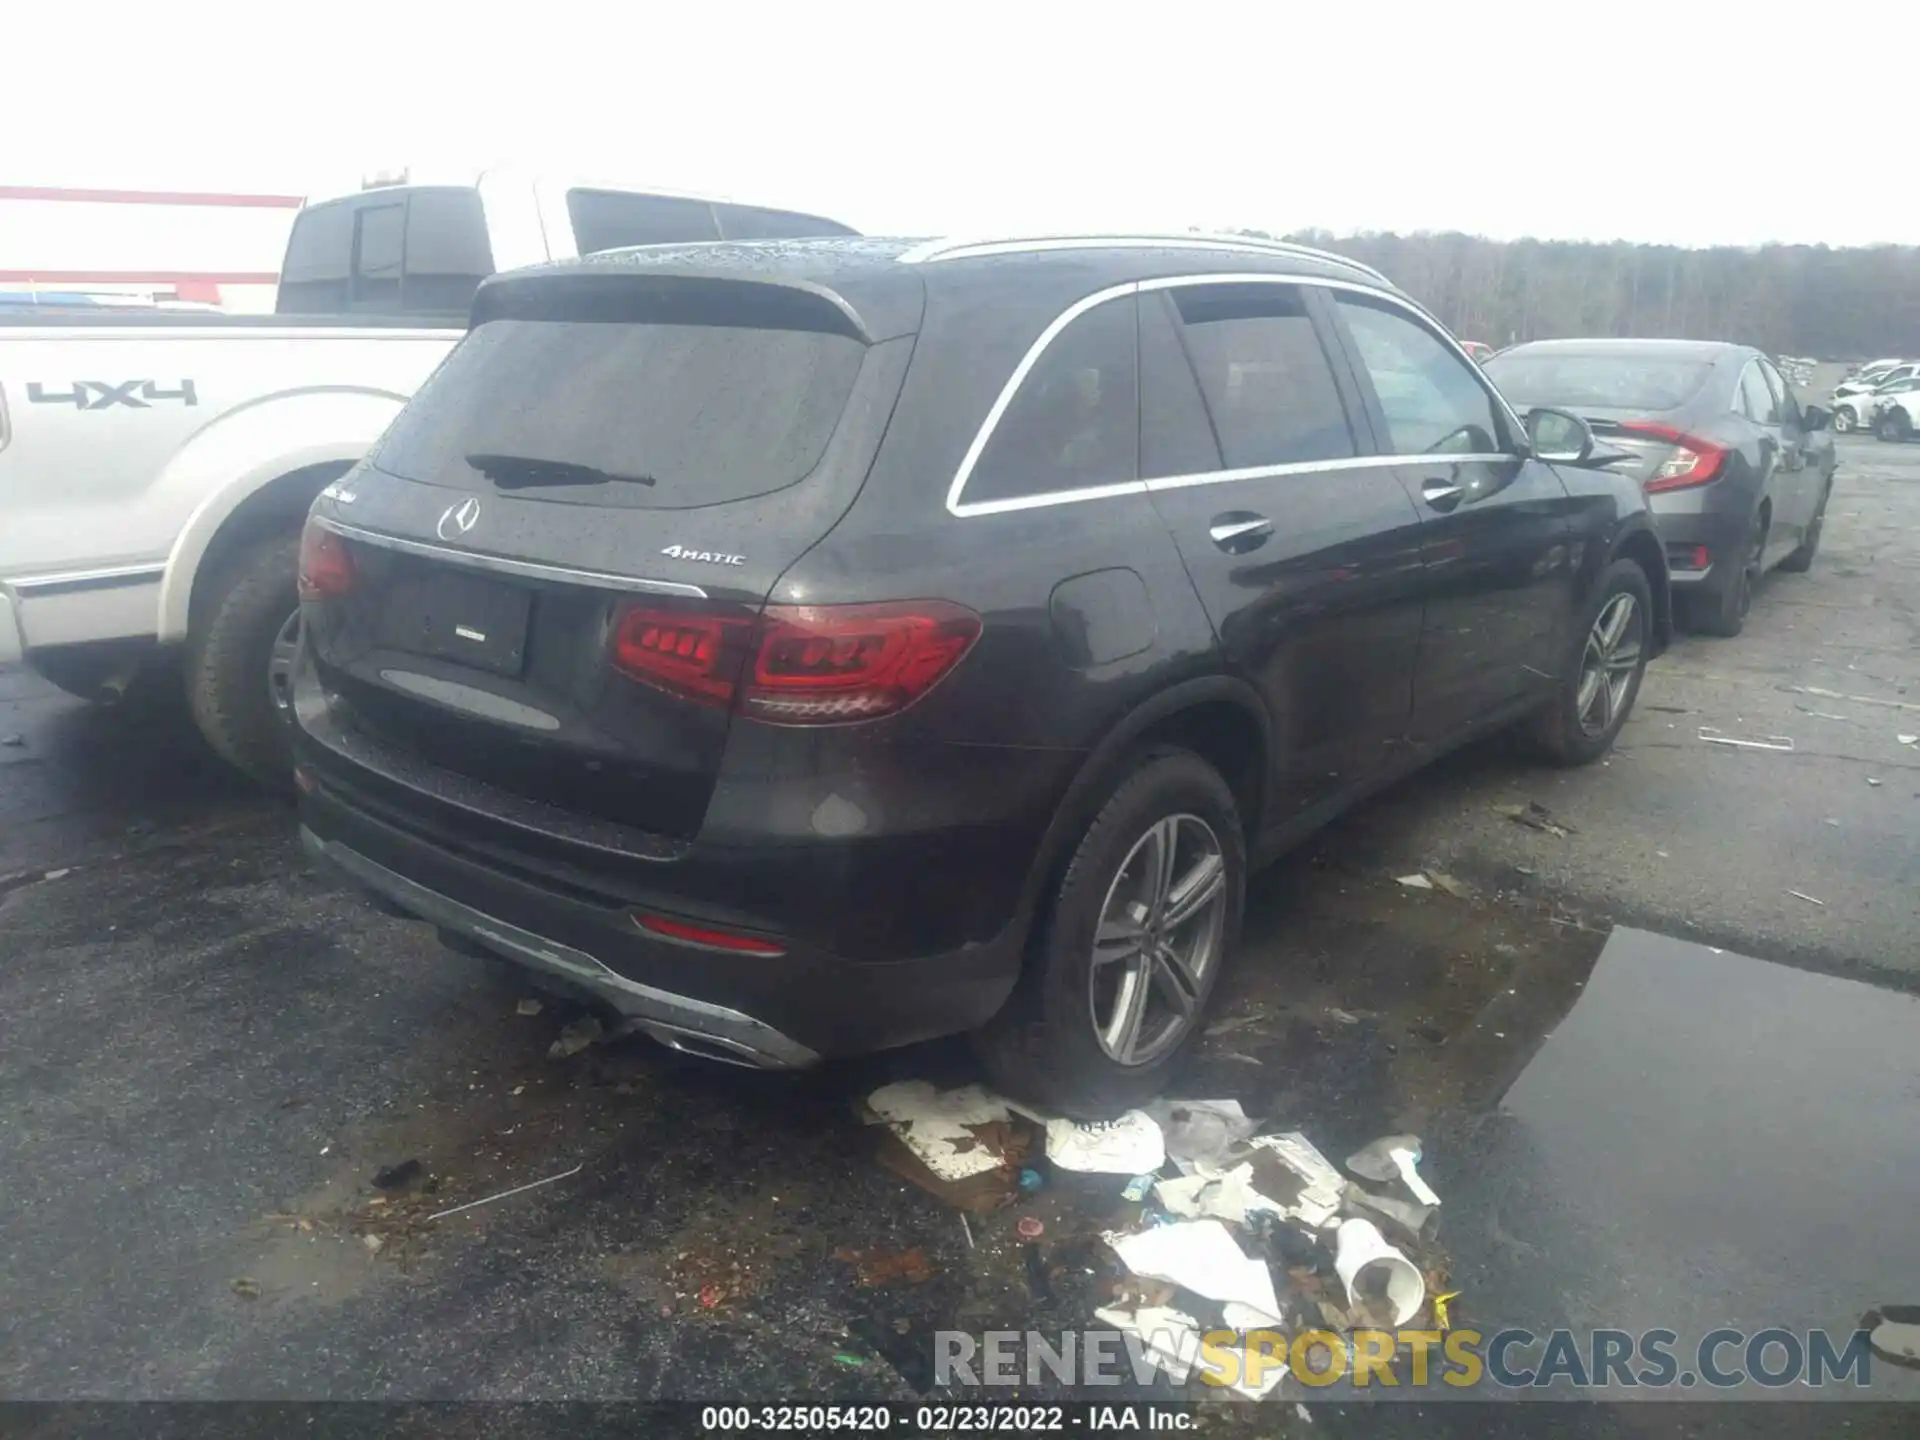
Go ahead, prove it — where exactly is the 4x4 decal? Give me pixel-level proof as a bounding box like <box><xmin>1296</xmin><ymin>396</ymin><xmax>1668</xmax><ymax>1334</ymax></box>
<box><xmin>27</xmin><ymin>380</ymin><xmax>199</xmax><ymax>410</ymax></box>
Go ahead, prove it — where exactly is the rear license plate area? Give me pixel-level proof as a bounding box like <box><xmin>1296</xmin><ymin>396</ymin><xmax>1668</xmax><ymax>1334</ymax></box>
<box><xmin>379</xmin><ymin>567</ymin><xmax>533</xmax><ymax>677</ymax></box>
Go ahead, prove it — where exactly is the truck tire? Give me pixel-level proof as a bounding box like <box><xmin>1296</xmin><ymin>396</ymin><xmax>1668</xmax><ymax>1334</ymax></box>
<box><xmin>185</xmin><ymin>533</ymin><xmax>299</xmax><ymax>793</ymax></box>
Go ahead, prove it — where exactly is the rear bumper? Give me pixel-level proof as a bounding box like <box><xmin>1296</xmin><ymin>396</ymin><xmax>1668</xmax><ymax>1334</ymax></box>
<box><xmin>1648</xmin><ymin>500</ymin><xmax>1751</xmax><ymax>590</ymax></box>
<box><xmin>288</xmin><ymin>655</ymin><xmax>1061</xmax><ymax>1060</ymax></box>
<box><xmin>301</xmin><ymin>826</ymin><xmax>820</xmax><ymax>1067</ymax></box>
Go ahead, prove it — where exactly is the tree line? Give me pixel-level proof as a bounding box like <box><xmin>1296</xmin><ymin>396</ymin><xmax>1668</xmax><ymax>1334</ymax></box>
<box><xmin>1250</xmin><ymin>229</ymin><xmax>1920</xmax><ymax>360</ymax></box>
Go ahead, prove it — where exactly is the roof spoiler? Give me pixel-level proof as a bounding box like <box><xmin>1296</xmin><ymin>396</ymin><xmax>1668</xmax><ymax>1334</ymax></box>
<box><xmin>470</xmin><ymin>266</ymin><xmax>871</xmax><ymax>342</ymax></box>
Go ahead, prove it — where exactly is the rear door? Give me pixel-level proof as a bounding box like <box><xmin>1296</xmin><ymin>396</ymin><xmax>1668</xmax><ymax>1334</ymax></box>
<box><xmin>1736</xmin><ymin>359</ymin><xmax>1802</xmax><ymax>554</ymax></box>
<box><xmin>1759</xmin><ymin>358</ymin><xmax>1820</xmax><ymax>543</ymax></box>
<box><xmin>1138</xmin><ymin>279</ymin><xmax>1428</xmax><ymax>822</ymax></box>
<box><xmin>300</xmin><ymin>274</ymin><xmax>911</xmax><ymax>842</ymax></box>
<box><xmin>1325</xmin><ymin>291</ymin><xmax>1581</xmax><ymax>745</ymax></box>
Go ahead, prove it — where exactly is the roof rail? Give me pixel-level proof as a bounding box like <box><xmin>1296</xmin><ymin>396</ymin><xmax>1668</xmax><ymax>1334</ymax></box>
<box><xmin>895</xmin><ymin>232</ymin><xmax>1391</xmax><ymax>285</ymax></box>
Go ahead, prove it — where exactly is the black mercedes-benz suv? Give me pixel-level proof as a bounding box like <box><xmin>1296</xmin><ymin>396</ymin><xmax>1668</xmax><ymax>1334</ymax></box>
<box><xmin>291</xmin><ymin>233</ymin><xmax>1669</xmax><ymax>1114</ymax></box>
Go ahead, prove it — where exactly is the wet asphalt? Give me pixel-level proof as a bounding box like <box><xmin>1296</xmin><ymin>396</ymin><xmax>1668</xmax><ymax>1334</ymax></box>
<box><xmin>1</xmin><ymin>438</ymin><xmax>1916</xmax><ymax>1432</ymax></box>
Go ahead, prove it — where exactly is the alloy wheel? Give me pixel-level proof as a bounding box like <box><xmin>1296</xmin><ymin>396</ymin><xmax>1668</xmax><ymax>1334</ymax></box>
<box><xmin>268</xmin><ymin>610</ymin><xmax>301</xmax><ymax>719</ymax></box>
<box><xmin>1834</xmin><ymin>408</ymin><xmax>1855</xmax><ymax>434</ymax></box>
<box><xmin>1088</xmin><ymin>814</ymin><xmax>1228</xmax><ymax>1066</ymax></box>
<box><xmin>1575</xmin><ymin>592</ymin><xmax>1644</xmax><ymax>737</ymax></box>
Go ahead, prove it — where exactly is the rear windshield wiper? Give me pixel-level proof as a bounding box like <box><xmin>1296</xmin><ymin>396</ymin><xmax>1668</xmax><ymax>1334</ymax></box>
<box><xmin>465</xmin><ymin>453</ymin><xmax>656</xmax><ymax>489</ymax></box>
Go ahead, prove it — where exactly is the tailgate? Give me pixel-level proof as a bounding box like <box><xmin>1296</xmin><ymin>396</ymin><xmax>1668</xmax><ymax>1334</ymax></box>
<box><xmin>301</xmin><ymin>273</ymin><xmax>912</xmax><ymax>841</ymax></box>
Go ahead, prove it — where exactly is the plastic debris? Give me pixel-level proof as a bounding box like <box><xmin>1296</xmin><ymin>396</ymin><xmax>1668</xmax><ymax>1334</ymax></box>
<box><xmin>1325</xmin><ymin>1007</ymin><xmax>1361</xmax><ymax>1026</ymax></box>
<box><xmin>959</xmin><ymin>1213</ymin><xmax>974</xmax><ymax>1250</ymax></box>
<box><xmin>1018</xmin><ymin>1167</ymin><xmax>1044</xmax><ymax>1193</ymax></box>
<box><xmin>1045</xmin><ymin>1110</ymin><xmax>1165</xmax><ymax>1174</ymax></box>
<box><xmin>43</xmin><ymin>868</ymin><xmax>71</xmax><ymax>881</ymax></box>
<box><xmin>1862</xmin><ymin>1306</ymin><xmax>1920</xmax><ymax>1371</ymax></box>
<box><xmin>1244</xmin><ymin>1132</ymin><xmax>1346</xmax><ymax>1227</ymax></box>
<box><xmin>1343</xmin><ymin>1184</ymin><xmax>1436</xmax><ymax>1242</ymax></box>
<box><xmin>1156</xmin><ymin>1164</ymin><xmax>1260</xmax><ymax>1224</ymax></box>
<box><xmin>1431</xmin><ymin>1289</ymin><xmax>1461</xmax><ymax>1332</ymax></box>
<box><xmin>0</xmin><ymin>734</ymin><xmax>24</xmax><ymax>747</ymax></box>
<box><xmin>1698</xmin><ymin>727</ymin><xmax>1794</xmax><ymax>752</ymax></box>
<box><xmin>230</xmin><ymin>1277</ymin><xmax>262</xmax><ymax>1301</ymax></box>
<box><xmin>1899</xmin><ymin>734</ymin><xmax>1918</xmax><ymax>747</ymax></box>
<box><xmin>1396</xmin><ymin>873</ymin><xmax>1433</xmax><ymax>889</ymax></box>
<box><xmin>548</xmin><ymin>1016</ymin><xmax>604</xmax><ymax>1058</ymax></box>
<box><xmin>516</xmin><ymin>998</ymin><xmax>543</xmax><ymax>1016</ymax></box>
<box><xmin>1427</xmin><ymin>871</ymin><xmax>1471</xmax><ymax>899</ymax></box>
<box><xmin>1122</xmin><ymin>1173</ymin><xmax>1156</xmax><ymax>1203</ymax></box>
<box><xmin>1016</xmin><ymin>1215</ymin><xmax>1045</xmax><ymax>1239</ymax></box>
<box><xmin>1143</xmin><ymin>1098</ymin><xmax>1258</xmax><ymax>1168</ymax></box>
<box><xmin>1092</xmin><ymin>1304</ymin><xmax>1204</xmax><ymax>1384</ymax></box>
<box><xmin>1333</xmin><ymin>1217</ymin><xmax>1426</xmax><ymax>1326</ymax></box>
<box><xmin>361</xmin><ymin>1232</ymin><xmax>385</xmax><ymax>1253</ymax></box>
<box><xmin>1103</xmin><ymin>1219</ymin><xmax>1282</xmax><ymax>1320</ymax></box>
<box><xmin>833</xmin><ymin>1353</ymin><xmax>867</xmax><ymax>1367</ymax></box>
<box><xmin>1868</xmin><ymin>777</ymin><xmax>1884</xmax><ymax>787</ymax></box>
<box><xmin>426</xmin><ymin>1162</ymin><xmax>583</xmax><ymax>1222</ymax></box>
<box><xmin>1347</xmin><ymin>1134</ymin><xmax>1442</xmax><ymax>1208</ymax></box>
<box><xmin>1786</xmin><ymin>890</ymin><xmax>1825</xmax><ymax>906</ymax></box>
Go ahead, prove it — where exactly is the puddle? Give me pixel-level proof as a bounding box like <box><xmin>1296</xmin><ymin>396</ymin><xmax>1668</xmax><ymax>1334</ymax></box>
<box><xmin>1420</xmin><ymin>926</ymin><xmax>1920</xmax><ymax>1402</ymax></box>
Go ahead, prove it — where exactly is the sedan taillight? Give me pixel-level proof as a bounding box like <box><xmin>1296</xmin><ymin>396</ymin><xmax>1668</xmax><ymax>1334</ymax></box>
<box><xmin>1620</xmin><ymin>421</ymin><xmax>1728</xmax><ymax>493</ymax></box>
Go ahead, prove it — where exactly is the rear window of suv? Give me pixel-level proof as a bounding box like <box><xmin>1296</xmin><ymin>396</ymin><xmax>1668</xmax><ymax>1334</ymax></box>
<box><xmin>371</xmin><ymin>316</ymin><xmax>865</xmax><ymax>510</ymax></box>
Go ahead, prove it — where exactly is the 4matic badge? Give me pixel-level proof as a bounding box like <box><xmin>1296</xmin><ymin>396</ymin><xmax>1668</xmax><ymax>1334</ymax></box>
<box><xmin>660</xmin><ymin>544</ymin><xmax>746</xmax><ymax>566</ymax></box>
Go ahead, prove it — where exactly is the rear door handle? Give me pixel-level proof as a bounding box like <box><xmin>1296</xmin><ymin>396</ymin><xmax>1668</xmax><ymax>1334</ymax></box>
<box><xmin>1421</xmin><ymin>479</ymin><xmax>1464</xmax><ymax>509</ymax></box>
<box><xmin>1209</xmin><ymin>515</ymin><xmax>1273</xmax><ymax>553</ymax></box>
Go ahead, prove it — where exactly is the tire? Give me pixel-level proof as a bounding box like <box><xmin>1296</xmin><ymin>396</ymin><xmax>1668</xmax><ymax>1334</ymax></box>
<box><xmin>1677</xmin><ymin>510</ymin><xmax>1765</xmax><ymax>638</ymax></box>
<box><xmin>1520</xmin><ymin>558</ymin><xmax>1654</xmax><ymax>766</ymax></box>
<box><xmin>1833</xmin><ymin>406</ymin><xmax>1856</xmax><ymax>435</ymax></box>
<box><xmin>184</xmin><ymin>533</ymin><xmax>300</xmax><ymax>793</ymax></box>
<box><xmin>1778</xmin><ymin>478</ymin><xmax>1832</xmax><ymax>574</ymax></box>
<box><xmin>1876</xmin><ymin>408</ymin><xmax>1910</xmax><ymax>443</ymax></box>
<box><xmin>973</xmin><ymin>748</ymin><xmax>1246</xmax><ymax>1118</ymax></box>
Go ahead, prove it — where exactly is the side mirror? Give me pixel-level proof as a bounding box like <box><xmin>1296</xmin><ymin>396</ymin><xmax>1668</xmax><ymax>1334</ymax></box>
<box><xmin>1525</xmin><ymin>407</ymin><xmax>1595</xmax><ymax>464</ymax></box>
<box><xmin>1802</xmin><ymin>405</ymin><xmax>1830</xmax><ymax>432</ymax></box>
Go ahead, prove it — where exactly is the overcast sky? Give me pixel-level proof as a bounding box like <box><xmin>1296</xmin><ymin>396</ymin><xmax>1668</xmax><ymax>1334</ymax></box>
<box><xmin>3</xmin><ymin>0</ymin><xmax>1902</xmax><ymax>249</ymax></box>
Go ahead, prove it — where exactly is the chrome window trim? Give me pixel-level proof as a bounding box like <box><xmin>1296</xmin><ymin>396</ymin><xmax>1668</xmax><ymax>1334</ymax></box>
<box><xmin>314</xmin><ymin>517</ymin><xmax>709</xmax><ymax>598</ymax></box>
<box><xmin>946</xmin><ymin>272</ymin><xmax>1526</xmax><ymax>519</ymax></box>
<box><xmin>896</xmin><ymin>233</ymin><xmax>1391</xmax><ymax>286</ymax></box>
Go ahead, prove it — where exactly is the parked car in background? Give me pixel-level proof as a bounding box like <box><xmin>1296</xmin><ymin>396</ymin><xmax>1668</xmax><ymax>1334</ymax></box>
<box><xmin>1484</xmin><ymin>338</ymin><xmax>1835</xmax><ymax>637</ymax></box>
<box><xmin>1845</xmin><ymin>356</ymin><xmax>1905</xmax><ymax>382</ymax></box>
<box><xmin>1861</xmin><ymin>374</ymin><xmax>1920</xmax><ymax>433</ymax></box>
<box><xmin>0</xmin><ymin>171</ymin><xmax>856</xmax><ymax>788</ymax></box>
<box><xmin>1459</xmin><ymin>339</ymin><xmax>1494</xmax><ymax>363</ymax></box>
<box><xmin>1871</xmin><ymin>378</ymin><xmax>1920</xmax><ymax>441</ymax></box>
<box><xmin>291</xmin><ymin>232</ymin><xmax>1668</xmax><ymax>1111</ymax></box>
<box><xmin>1832</xmin><ymin>359</ymin><xmax>1920</xmax><ymax>431</ymax></box>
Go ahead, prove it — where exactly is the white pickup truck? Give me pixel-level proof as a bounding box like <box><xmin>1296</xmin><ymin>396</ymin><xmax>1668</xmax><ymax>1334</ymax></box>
<box><xmin>0</xmin><ymin>171</ymin><xmax>855</xmax><ymax>786</ymax></box>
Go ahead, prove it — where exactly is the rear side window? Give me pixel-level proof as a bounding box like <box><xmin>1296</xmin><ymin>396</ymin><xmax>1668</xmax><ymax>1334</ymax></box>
<box><xmin>1759</xmin><ymin>359</ymin><xmax>1800</xmax><ymax>425</ymax></box>
<box><xmin>276</xmin><ymin>200</ymin><xmax>354</xmax><ymax>313</ymax></box>
<box><xmin>965</xmin><ymin>296</ymin><xmax>1139</xmax><ymax>506</ymax></box>
<box><xmin>349</xmin><ymin>202</ymin><xmax>405</xmax><ymax>311</ymax></box>
<box><xmin>400</xmin><ymin>189</ymin><xmax>494</xmax><ymax>314</ymax></box>
<box><xmin>566</xmin><ymin>190</ymin><xmax>720</xmax><ymax>253</ymax></box>
<box><xmin>717</xmin><ymin>204</ymin><xmax>856</xmax><ymax>240</ymax></box>
<box><xmin>1334</xmin><ymin>294</ymin><xmax>1508</xmax><ymax>456</ymax></box>
<box><xmin>371</xmin><ymin>315</ymin><xmax>865</xmax><ymax>511</ymax></box>
<box><xmin>1482</xmin><ymin>352</ymin><xmax>1715</xmax><ymax>412</ymax></box>
<box><xmin>277</xmin><ymin>188</ymin><xmax>492</xmax><ymax>316</ymax></box>
<box><xmin>1739</xmin><ymin>363</ymin><xmax>1779</xmax><ymax>424</ymax></box>
<box><xmin>1169</xmin><ymin>283</ymin><xmax>1356</xmax><ymax>468</ymax></box>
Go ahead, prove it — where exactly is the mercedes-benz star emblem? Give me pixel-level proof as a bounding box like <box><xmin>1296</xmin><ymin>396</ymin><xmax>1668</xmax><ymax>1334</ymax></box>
<box><xmin>436</xmin><ymin>497</ymin><xmax>481</xmax><ymax>541</ymax></box>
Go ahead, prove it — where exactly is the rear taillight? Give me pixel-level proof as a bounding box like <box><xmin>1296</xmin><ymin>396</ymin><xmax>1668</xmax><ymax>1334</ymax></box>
<box><xmin>1620</xmin><ymin>421</ymin><xmax>1727</xmax><ymax>493</ymax></box>
<box><xmin>297</xmin><ymin>520</ymin><xmax>356</xmax><ymax>600</ymax></box>
<box><xmin>635</xmin><ymin>912</ymin><xmax>786</xmax><ymax>956</ymax></box>
<box><xmin>610</xmin><ymin>608</ymin><xmax>753</xmax><ymax>705</ymax></box>
<box><xmin>610</xmin><ymin>599</ymin><xmax>982</xmax><ymax>725</ymax></box>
